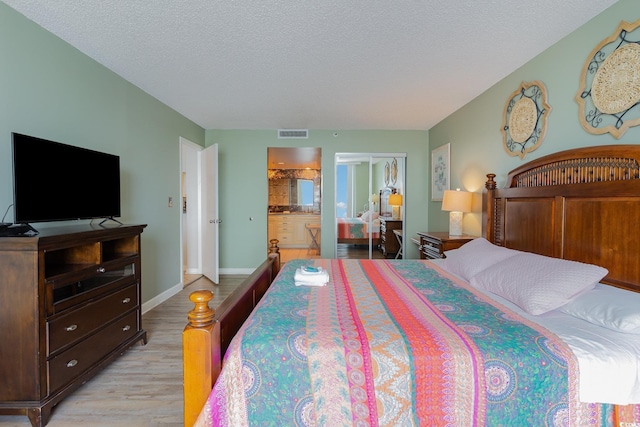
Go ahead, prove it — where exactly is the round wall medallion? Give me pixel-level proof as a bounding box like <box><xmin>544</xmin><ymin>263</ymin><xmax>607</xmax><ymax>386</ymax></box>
<box><xmin>384</xmin><ymin>162</ymin><xmax>390</xmax><ymax>186</ymax></box>
<box><xmin>508</xmin><ymin>97</ymin><xmax>538</xmax><ymax>143</ymax></box>
<box><xmin>501</xmin><ymin>80</ymin><xmax>551</xmax><ymax>159</ymax></box>
<box><xmin>591</xmin><ymin>43</ymin><xmax>640</xmax><ymax>114</ymax></box>
<box><xmin>575</xmin><ymin>19</ymin><xmax>640</xmax><ymax>139</ymax></box>
<box><xmin>390</xmin><ymin>158</ymin><xmax>398</xmax><ymax>184</ymax></box>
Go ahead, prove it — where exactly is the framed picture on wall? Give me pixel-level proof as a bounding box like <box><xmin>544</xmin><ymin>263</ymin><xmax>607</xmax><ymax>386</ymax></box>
<box><xmin>431</xmin><ymin>143</ymin><xmax>450</xmax><ymax>201</ymax></box>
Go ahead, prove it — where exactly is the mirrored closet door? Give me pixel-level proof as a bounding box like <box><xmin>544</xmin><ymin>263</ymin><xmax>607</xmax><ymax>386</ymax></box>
<box><xmin>335</xmin><ymin>153</ymin><xmax>406</xmax><ymax>259</ymax></box>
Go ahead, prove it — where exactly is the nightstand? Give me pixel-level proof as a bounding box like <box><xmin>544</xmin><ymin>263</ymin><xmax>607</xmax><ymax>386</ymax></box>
<box><xmin>417</xmin><ymin>231</ymin><xmax>476</xmax><ymax>259</ymax></box>
<box><xmin>379</xmin><ymin>218</ymin><xmax>402</xmax><ymax>258</ymax></box>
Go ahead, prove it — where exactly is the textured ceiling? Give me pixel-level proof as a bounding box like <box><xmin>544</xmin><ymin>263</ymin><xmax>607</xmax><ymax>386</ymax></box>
<box><xmin>3</xmin><ymin>0</ymin><xmax>619</xmax><ymax>130</ymax></box>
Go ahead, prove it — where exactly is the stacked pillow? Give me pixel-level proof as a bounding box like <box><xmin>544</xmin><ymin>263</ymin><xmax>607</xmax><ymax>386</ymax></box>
<box><xmin>558</xmin><ymin>285</ymin><xmax>640</xmax><ymax>334</ymax></box>
<box><xmin>442</xmin><ymin>238</ymin><xmax>609</xmax><ymax>315</ymax></box>
<box><xmin>360</xmin><ymin>210</ymin><xmax>380</xmax><ymax>221</ymax></box>
<box><xmin>442</xmin><ymin>238</ymin><xmax>519</xmax><ymax>281</ymax></box>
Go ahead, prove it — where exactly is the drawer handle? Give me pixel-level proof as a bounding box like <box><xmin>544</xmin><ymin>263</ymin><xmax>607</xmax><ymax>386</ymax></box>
<box><xmin>65</xmin><ymin>324</ymin><xmax>78</xmax><ymax>332</ymax></box>
<box><xmin>97</xmin><ymin>267</ymin><xmax>106</xmax><ymax>273</ymax></box>
<box><xmin>122</xmin><ymin>297</ymin><xmax>131</xmax><ymax>304</ymax></box>
<box><xmin>66</xmin><ymin>359</ymin><xmax>78</xmax><ymax>368</ymax></box>
<box><xmin>122</xmin><ymin>325</ymin><xmax>131</xmax><ymax>332</ymax></box>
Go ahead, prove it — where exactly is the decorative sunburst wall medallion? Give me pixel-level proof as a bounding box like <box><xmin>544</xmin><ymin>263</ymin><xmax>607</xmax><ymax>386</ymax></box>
<box><xmin>575</xmin><ymin>19</ymin><xmax>640</xmax><ymax>139</ymax></box>
<box><xmin>501</xmin><ymin>81</ymin><xmax>551</xmax><ymax>159</ymax></box>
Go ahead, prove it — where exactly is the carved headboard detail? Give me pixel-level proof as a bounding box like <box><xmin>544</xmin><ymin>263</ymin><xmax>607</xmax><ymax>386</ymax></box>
<box><xmin>483</xmin><ymin>145</ymin><xmax>640</xmax><ymax>292</ymax></box>
<box><xmin>506</xmin><ymin>145</ymin><xmax>640</xmax><ymax>188</ymax></box>
<box><xmin>379</xmin><ymin>186</ymin><xmax>397</xmax><ymax>218</ymax></box>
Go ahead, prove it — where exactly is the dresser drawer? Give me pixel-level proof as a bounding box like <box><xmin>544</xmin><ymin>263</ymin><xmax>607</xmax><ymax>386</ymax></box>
<box><xmin>49</xmin><ymin>261</ymin><xmax>136</xmax><ymax>315</ymax></box>
<box><xmin>421</xmin><ymin>238</ymin><xmax>443</xmax><ymax>259</ymax></box>
<box><xmin>48</xmin><ymin>310</ymin><xmax>139</xmax><ymax>393</ymax></box>
<box><xmin>48</xmin><ymin>283</ymin><xmax>138</xmax><ymax>355</ymax></box>
<box><xmin>418</xmin><ymin>232</ymin><xmax>475</xmax><ymax>260</ymax></box>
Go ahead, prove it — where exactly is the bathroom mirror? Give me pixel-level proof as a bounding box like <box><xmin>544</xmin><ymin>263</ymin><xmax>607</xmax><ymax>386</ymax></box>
<box><xmin>269</xmin><ymin>178</ymin><xmax>315</xmax><ymax>206</ymax></box>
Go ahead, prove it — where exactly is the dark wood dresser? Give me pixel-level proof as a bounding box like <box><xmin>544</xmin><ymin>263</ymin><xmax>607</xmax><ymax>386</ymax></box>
<box><xmin>417</xmin><ymin>231</ymin><xmax>475</xmax><ymax>259</ymax></box>
<box><xmin>0</xmin><ymin>224</ymin><xmax>147</xmax><ymax>427</ymax></box>
<box><xmin>379</xmin><ymin>218</ymin><xmax>402</xmax><ymax>258</ymax></box>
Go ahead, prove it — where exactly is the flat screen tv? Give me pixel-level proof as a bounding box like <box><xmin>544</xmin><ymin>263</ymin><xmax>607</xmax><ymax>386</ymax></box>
<box><xmin>12</xmin><ymin>132</ymin><xmax>121</xmax><ymax>224</ymax></box>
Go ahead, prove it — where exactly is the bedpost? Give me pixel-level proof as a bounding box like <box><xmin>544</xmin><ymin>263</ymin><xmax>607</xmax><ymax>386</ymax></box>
<box><xmin>182</xmin><ymin>242</ymin><xmax>282</xmax><ymax>426</ymax></box>
<box><xmin>483</xmin><ymin>173</ymin><xmax>497</xmax><ymax>242</ymax></box>
<box><xmin>268</xmin><ymin>238</ymin><xmax>280</xmax><ymax>256</ymax></box>
<box><xmin>183</xmin><ymin>290</ymin><xmax>220</xmax><ymax>427</ymax></box>
<box><xmin>269</xmin><ymin>239</ymin><xmax>281</xmax><ymax>274</ymax></box>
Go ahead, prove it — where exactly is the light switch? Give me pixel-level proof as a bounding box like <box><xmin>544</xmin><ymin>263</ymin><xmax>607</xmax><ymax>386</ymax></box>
<box><xmin>168</xmin><ymin>197</ymin><xmax>173</xmax><ymax>207</ymax></box>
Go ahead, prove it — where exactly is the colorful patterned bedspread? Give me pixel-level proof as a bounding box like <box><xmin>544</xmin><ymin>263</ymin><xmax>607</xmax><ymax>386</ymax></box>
<box><xmin>196</xmin><ymin>259</ymin><xmax>640</xmax><ymax>426</ymax></box>
<box><xmin>337</xmin><ymin>217</ymin><xmax>379</xmax><ymax>240</ymax></box>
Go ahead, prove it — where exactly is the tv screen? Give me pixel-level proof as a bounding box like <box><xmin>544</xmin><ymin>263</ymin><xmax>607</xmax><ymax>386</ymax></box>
<box><xmin>12</xmin><ymin>132</ymin><xmax>121</xmax><ymax>224</ymax></box>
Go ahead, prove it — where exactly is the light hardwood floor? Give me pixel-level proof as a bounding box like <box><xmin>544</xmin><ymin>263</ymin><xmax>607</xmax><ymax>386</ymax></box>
<box><xmin>279</xmin><ymin>245</ymin><xmax>385</xmax><ymax>262</ymax></box>
<box><xmin>278</xmin><ymin>247</ymin><xmax>320</xmax><ymax>263</ymax></box>
<box><xmin>0</xmin><ymin>275</ymin><xmax>243</xmax><ymax>427</ymax></box>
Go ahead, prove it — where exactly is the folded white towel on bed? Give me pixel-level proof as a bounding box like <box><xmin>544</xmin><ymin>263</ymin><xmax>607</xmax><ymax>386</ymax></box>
<box><xmin>294</xmin><ymin>266</ymin><xmax>329</xmax><ymax>287</ymax></box>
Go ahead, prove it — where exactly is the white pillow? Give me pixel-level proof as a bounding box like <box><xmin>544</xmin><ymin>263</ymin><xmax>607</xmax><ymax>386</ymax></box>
<box><xmin>470</xmin><ymin>253</ymin><xmax>608</xmax><ymax>315</ymax></box>
<box><xmin>441</xmin><ymin>237</ymin><xmax>520</xmax><ymax>281</ymax></box>
<box><xmin>361</xmin><ymin>210</ymin><xmax>370</xmax><ymax>221</ymax></box>
<box><xmin>559</xmin><ymin>285</ymin><xmax>640</xmax><ymax>334</ymax></box>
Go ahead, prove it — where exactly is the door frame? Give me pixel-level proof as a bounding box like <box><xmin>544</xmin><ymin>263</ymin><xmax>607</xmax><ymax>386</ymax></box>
<box><xmin>179</xmin><ymin>138</ymin><xmax>220</xmax><ymax>285</ymax></box>
<box><xmin>180</xmin><ymin>138</ymin><xmax>202</xmax><ymax>283</ymax></box>
<box><xmin>335</xmin><ymin>152</ymin><xmax>407</xmax><ymax>259</ymax></box>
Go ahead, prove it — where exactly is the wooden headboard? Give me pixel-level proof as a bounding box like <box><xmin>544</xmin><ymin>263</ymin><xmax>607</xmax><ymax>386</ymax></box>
<box><xmin>483</xmin><ymin>145</ymin><xmax>640</xmax><ymax>292</ymax></box>
<box><xmin>379</xmin><ymin>186</ymin><xmax>397</xmax><ymax>217</ymax></box>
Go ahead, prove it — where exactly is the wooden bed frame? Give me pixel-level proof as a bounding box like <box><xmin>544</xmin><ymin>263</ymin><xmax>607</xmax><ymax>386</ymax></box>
<box><xmin>182</xmin><ymin>246</ymin><xmax>281</xmax><ymax>426</ymax></box>
<box><xmin>483</xmin><ymin>144</ymin><xmax>640</xmax><ymax>292</ymax></box>
<box><xmin>183</xmin><ymin>144</ymin><xmax>640</xmax><ymax>426</ymax></box>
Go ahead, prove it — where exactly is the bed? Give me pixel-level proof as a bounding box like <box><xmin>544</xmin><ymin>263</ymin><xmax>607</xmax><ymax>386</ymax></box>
<box><xmin>336</xmin><ymin>187</ymin><xmax>396</xmax><ymax>245</ymax></box>
<box><xmin>336</xmin><ymin>216</ymin><xmax>380</xmax><ymax>245</ymax></box>
<box><xmin>183</xmin><ymin>145</ymin><xmax>640</xmax><ymax>426</ymax></box>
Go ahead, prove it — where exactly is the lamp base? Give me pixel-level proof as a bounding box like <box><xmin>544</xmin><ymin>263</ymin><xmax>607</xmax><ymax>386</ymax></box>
<box><xmin>392</xmin><ymin>206</ymin><xmax>401</xmax><ymax>220</ymax></box>
<box><xmin>448</xmin><ymin>211</ymin><xmax>463</xmax><ymax>236</ymax></box>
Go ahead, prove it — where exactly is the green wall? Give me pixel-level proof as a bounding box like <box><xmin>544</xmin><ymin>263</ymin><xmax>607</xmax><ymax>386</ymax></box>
<box><xmin>429</xmin><ymin>0</ymin><xmax>640</xmax><ymax>236</ymax></box>
<box><xmin>0</xmin><ymin>4</ymin><xmax>205</xmax><ymax>303</ymax></box>
<box><xmin>5</xmin><ymin>0</ymin><xmax>637</xmax><ymax>302</ymax></box>
<box><xmin>206</xmin><ymin>130</ymin><xmax>428</xmax><ymax>267</ymax></box>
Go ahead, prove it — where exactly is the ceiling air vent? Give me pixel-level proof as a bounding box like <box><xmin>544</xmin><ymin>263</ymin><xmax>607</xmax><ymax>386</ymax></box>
<box><xmin>278</xmin><ymin>129</ymin><xmax>308</xmax><ymax>139</ymax></box>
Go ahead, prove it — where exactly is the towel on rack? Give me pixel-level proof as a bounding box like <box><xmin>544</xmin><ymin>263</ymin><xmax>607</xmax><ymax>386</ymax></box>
<box><xmin>294</xmin><ymin>266</ymin><xmax>329</xmax><ymax>287</ymax></box>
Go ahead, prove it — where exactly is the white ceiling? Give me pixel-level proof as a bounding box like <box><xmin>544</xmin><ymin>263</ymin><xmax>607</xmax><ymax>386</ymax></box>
<box><xmin>3</xmin><ymin>0</ymin><xmax>619</xmax><ymax>130</ymax></box>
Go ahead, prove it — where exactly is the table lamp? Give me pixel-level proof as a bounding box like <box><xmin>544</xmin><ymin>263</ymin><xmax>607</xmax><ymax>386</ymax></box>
<box><xmin>441</xmin><ymin>189</ymin><xmax>472</xmax><ymax>236</ymax></box>
<box><xmin>370</xmin><ymin>193</ymin><xmax>380</xmax><ymax>208</ymax></box>
<box><xmin>388</xmin><ymin>193</ymin><xmax>403</xmax><ymax>220</ymax></box>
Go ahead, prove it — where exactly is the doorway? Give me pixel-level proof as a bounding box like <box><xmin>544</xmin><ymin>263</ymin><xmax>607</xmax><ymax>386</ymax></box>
<box><xmin>267</xmin><ymin>147</ymin><xmax>322</xmax><ymax>263</ymax></box>
<box><xmin>335</xmin><ymin>153</ymin><xmax>406</xmax><ymax>259</ymax></box>
<box><xmin>180</xmin><ymin>138</ymin><xmax>201</xmax><ymax>285</ymax></box>
<box><xmin>179</xmin><ymin>138</ymin><xmax>220</xmax><ymax>286</ymax></box>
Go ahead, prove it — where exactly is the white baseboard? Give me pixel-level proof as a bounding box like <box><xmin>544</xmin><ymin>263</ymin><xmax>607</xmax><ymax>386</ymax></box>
<box><xmin>142</xmin><ymin>268</ymin><xmax>256</xmax><ymax>314</ymax></box>
<box><xmin>219</xmin><ymin>268</ymin><xmax>255</xmax><ymax>275</ymax></box>
<box><xmin>141</xmin><ymin>282</ymin><xmax>183</xmax><ymax>315</ymax></box>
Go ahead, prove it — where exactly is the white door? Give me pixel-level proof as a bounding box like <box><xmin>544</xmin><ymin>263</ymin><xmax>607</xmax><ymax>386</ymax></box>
<box><xmin>201</xmin><ymin>143</ymin><xmax>219</xmax><ymax>283</ymax></box>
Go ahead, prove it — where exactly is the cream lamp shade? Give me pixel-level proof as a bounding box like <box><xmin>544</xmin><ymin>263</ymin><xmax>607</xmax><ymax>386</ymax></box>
<box><xmin>370</xmin><ymin>193</ymin><xmax>380</xmax><ymax>204</ymax></box>
<box><xmin>441</xmin><ymin>189</ymin><xmax>472</xmax><ymax>236</ymax></box>
<box><xmin>388</xmin><ymin>193</ymin><xmax>403</xmax><ymax>219</ymax></box>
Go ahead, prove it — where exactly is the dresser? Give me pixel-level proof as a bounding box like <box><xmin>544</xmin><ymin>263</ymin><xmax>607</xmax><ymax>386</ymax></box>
<box><xmin>0</xmin><ymin>224</ymin><xmax>147</xmax><ymax>427</ymax></box>
<box><xmin>417</xmin><ymin>231</ymin><xmax>475</xmax><ymax>259</ymax></box>
<box><xmin>379</xmin><ymin>218</ymin><xmax>402</xmax><ymax>258</ymax></box>
<box><xmin>268</xmin><ymin>214</ymin><xmax>319</xmax><ymax>248</ymax></box>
